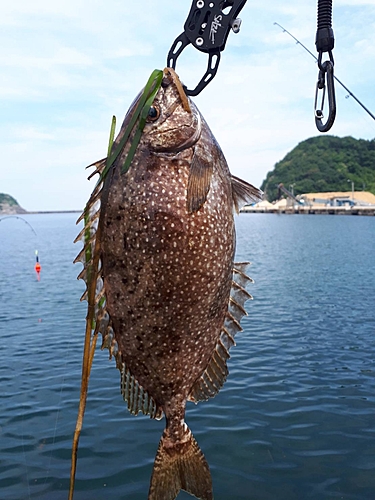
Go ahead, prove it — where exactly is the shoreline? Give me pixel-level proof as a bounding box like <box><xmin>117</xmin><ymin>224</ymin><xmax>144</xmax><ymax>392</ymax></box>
<box><xmin>0</xmin><ymin>210</ymin><xmax>82</xmax><ymax>216</ymax></box>
<box><xmin>241</xmin><ymin>206</ymin><xmax>375</xmax><ymax>216</ymax></box>
<box><xmin>2</xmin><ymin>208</ymin><xmax>374</xmax><ymax>217</ymax></box>
<box><xmin>26</xmin><ymin>210</ymin><xmax>82</xmax><ymax>214</ymax></box>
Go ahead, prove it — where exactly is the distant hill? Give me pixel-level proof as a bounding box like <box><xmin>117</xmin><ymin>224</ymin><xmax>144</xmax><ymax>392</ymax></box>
<box><xmin>261</xmin><ymin>136</ymin><xmax>375</xmax><ymax>202</ymax></box>
<box><xmin>0</xmin><ymin>193</ymin><xmax>26</xmax><ymax>214</ymax></box>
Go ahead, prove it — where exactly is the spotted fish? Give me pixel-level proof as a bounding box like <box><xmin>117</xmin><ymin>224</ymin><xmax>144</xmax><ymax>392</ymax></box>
<box><xmin>74</xmin><ymin>68</ymin><xmax>262</xmax><ymax>500</ymax></box>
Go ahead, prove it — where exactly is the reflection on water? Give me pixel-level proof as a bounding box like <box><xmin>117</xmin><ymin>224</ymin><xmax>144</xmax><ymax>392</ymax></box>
<box><xmin>0</xmin><ymin>213</ymin><xmax>374</xmax><ymax>499</ymax></box>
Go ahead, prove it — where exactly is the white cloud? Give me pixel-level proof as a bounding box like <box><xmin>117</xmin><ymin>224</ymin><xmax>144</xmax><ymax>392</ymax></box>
<box><xmin>336</xmin><ymin>0</ymin><xmax>375</xmax><ymax>4</ymax></box>
<box><xmin>1</xmin><ymin>0</ymin><xmax>375</xmax><ymax>210</ymax></box>
<box><xmin>0</xmin><ymin>46</ymin><xmax>93</xmax><ymax>69</ymax></box>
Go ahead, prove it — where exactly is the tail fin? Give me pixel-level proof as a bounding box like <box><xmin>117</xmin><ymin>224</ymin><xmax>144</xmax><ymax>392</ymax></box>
<box><xmin>148</xmin><ymin>426</ymin><xmax>213</xmax><ymax>500</ymax></box>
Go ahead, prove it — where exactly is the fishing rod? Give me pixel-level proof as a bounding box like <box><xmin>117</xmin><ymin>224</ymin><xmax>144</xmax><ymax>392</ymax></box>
<box><xmin>274</xmin><ymin>22</ymin><xmax>375</xmax><ymax>123</ymax></box>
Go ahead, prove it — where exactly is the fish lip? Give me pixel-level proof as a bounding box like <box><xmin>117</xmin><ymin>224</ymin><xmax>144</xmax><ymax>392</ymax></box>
<box><xmin>149</xmin><ymin>111</ymin><xmax>202</xmax><ymax>154</ymax></box>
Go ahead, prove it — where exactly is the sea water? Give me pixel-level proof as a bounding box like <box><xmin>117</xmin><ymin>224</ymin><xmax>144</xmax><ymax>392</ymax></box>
<box><xmin>0</xmin><ymin>212</ymin><xmax>374</xmax><ymax>500</ymax></box>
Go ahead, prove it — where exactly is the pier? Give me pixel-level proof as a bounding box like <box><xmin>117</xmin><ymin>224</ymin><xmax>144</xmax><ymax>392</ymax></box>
<box><xmin>241</xmin><ymin>205</ymin><xmax>375</xmax><ymax>216</ymax></box>
<box><xmin>242</xmin><ymin>190</ymin><xmax>375</xmax><ymax>216</ymax></box>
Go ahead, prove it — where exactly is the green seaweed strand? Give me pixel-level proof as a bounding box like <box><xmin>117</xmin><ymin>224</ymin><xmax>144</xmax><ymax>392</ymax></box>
<box><xmin>107</xmin><ymin>115</ymin><xmax>116</xmax><ymax>157</ymax></box>
<box><xmin>99</xmin><ymin>69</ymin><xmax>163</xmax><ymax>182</ymax></box>
<box><xmin>121</xmin><ymin>70</ymin><xmax>163</xmax><ymax>174</ymax></box>
<box><xmin>83</xmin><ymin>211</ymin><xmax>91</xmax><ymax>266</ymax></box>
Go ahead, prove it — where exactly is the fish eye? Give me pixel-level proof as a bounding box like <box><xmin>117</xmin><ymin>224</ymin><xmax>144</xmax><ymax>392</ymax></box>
<box><xmin>147</xmin><ymin>105</ymin><xmax>160</xmax><ymax>122</ymax></box>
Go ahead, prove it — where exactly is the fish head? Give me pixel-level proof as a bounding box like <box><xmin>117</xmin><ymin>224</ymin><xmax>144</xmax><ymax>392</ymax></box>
<box><xmin>142</xmin><ymin>68</ymin><xmax>201</xmax><ymax>153</ymax></box>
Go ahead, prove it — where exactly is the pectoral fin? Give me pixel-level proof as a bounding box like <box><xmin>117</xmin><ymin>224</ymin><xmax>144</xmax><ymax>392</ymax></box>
<box><xmin>231</xmin><ymin>175</ymin><xmax>263</xmax><ymax>213</ymax></box>
<box><xmin>187</xmin><ymin>146</ymin><xmax>213</xmax><ymax>213</ymax></box>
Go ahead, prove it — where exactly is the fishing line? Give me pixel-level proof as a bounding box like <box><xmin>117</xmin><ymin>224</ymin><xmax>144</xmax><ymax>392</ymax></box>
<box><xmin>0</xmin><ymin>216</ymin><xmax>39</xmax><ymax>500</ymax></box>
<box><xmin>274</xmin><ymin>22</ymin><xmax>375</xmax><ymax>123</ymax></box>
<box><xmin>21</xmin><ymin>418</ymin><xmax>32</xmax><ymax>500</ymax></box>
<box><xmin>0</xmin><ymin>215</ymin><xmax>38</xmax><ymax>236</ymax></box>
<box><xmin>41</xmin><ymin>349</ymin><xmax>74</xmax><ymax>491</ymax></box>
<box><xmin>0</xmin><ymin>216</ymin><xmax>41</xmax><ymax>280</ymax></box>
<box><xmin>0</xmin><ymin>215</ymin><xmax>64</xmax><ymax>492</ymax></box>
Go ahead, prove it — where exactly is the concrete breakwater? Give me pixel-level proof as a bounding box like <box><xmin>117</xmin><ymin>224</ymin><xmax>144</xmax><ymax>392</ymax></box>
<box><xmin>241</xmin><ymin>205</ymin><xmax>375</xmax><ymax>216</ymax></box>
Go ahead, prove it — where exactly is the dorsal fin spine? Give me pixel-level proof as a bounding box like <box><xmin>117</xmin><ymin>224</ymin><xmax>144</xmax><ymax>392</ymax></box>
<box><xmin>225</xmin><ymin>312</ymin><xmax>242</xmax><ymax>332</ymax></box>
<box><xmin>229</xmin><ymin>297</ymin><xmax>248</xmax><ymax>316</ymax></box>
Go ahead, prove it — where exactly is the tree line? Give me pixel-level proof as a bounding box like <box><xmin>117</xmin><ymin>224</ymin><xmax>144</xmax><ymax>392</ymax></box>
<box><xmin>261</xmin><ymin>135</ymin><xmax>375</xmax><ymax>202</ymax></box>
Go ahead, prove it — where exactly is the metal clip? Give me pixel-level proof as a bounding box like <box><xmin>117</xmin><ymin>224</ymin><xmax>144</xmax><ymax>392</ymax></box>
<box><xmin>314</xmin><ymin>55</ymin><xmax>336</xmax><ymax>132</ymax></box>
<box><xmin>167</xmin><ymin>0</ymin><xmax>247</xmax><ymax>96</ymax></box>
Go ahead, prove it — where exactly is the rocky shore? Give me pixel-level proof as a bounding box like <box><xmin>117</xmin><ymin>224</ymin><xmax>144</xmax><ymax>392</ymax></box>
<box><xmin>0</xmin><ymin>194</ymin><xmax>27</xmax><ymax>215</ymax></box>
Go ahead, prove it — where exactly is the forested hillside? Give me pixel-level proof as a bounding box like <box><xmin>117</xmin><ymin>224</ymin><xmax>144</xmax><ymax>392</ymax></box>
<box><xmin>0</xmin><ymin>193</ymin><xmax>25</xmax><ymax>214</ymax></box>
<box><xmin>261</xmin><ymin>136</ymin><xmax>375</xmax><ymax>202</ymax></box>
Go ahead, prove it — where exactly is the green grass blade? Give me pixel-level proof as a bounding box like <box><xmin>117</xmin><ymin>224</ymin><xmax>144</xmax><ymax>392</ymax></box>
<box><xmin>107</xmin><ymin>115</ymin><xmax>116</xmax><ymax>157</ymax></box>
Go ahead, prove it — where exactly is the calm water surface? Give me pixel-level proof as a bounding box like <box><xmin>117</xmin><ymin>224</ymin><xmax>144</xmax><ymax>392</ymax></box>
<box><xmin>0</xmin><ymin>213</ymin><xmax>374</xmax><ymax>500</ymax></box>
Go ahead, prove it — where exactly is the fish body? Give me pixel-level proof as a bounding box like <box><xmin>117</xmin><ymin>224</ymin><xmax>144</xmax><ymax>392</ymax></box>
<box><xmin>75</xmin><ymin>68</ymin><xmax>262</xmax><ymax>500</ymax></box>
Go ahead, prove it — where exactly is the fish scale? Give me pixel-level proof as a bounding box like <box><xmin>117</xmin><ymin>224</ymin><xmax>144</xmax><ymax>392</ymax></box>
<box><xmin>75</xmin><ymin>67</ymin><xmax>262</xmax><ymax>500</ymax></box>
<box><xmin>102</xmin><ymin>145</ymin><xmax>234</xmax><ymax>408</ymax></box>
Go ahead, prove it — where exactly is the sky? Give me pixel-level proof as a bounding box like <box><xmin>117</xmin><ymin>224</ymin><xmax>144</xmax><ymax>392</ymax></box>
<box><xmin>1</xmin><ymin>0</ymin><xmax>375</xmax><ymax>211</ymax></box>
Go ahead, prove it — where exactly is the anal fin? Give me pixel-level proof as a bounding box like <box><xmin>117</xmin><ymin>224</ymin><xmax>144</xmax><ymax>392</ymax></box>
<box><xmin>100</xmin><ymin>324</ymin><xmax>162</xmax><ymax>420</ymax></box>
<box><xmin>120</xmin><ymin>362</ymin><xmax>163</xmax><ymax>420</ymax></box>
<box><xmin>188</xmin><ymin>262</ymin><xmax>254</xmax><ymax>403</ymax></box>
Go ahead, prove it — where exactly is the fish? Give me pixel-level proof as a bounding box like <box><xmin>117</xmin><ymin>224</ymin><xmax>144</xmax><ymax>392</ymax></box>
<box><xmin>74</xmin><ymin>67</ymin><xmax>262</xmax><ymax>500</ymax></box>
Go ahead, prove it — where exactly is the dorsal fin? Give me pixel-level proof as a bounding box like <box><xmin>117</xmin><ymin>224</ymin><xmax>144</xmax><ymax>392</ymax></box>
<box><xmin>231</xmin><ymin>175</ymin><xmax>263</xmax><ymax>213</ymax></box>
<box><xmin>74</xmin><ymin>165</ymin><xmax>162</xmax><ymax>421</ymax></box>
<box><xmin>74</xmin><ymin>160</ymin><xmax>110</xmax><ymax>337</ymax></box>
<box><xmin>188</xmin><ymin>262</ymin><xmax>254</xmax><ymax>403</ymax></box>
<box><xmin>87</xmin><ymin>157</ymin><xmax>107</xmax><ymax>180</ymax></box>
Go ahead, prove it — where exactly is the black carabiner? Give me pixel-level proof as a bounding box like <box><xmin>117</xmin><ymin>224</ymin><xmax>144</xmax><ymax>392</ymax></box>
<box><xmin>314</xmin><ymin>0</ymin><xmax>336</xmax><ymax>132</ymax></box>
<box><xmin>167</xmin><ymin>0</ymin><xmax>247</xmax><ymax>96</ymax></box>
<box><xmin>314</xmin><ymin>58</ymin><xmax>336</xmax><ymax>132</ymax></box>
<box><xmin>167</xmin><ymin>32</ymin><xmax>221</xmax><ymax>97</ymax></box>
